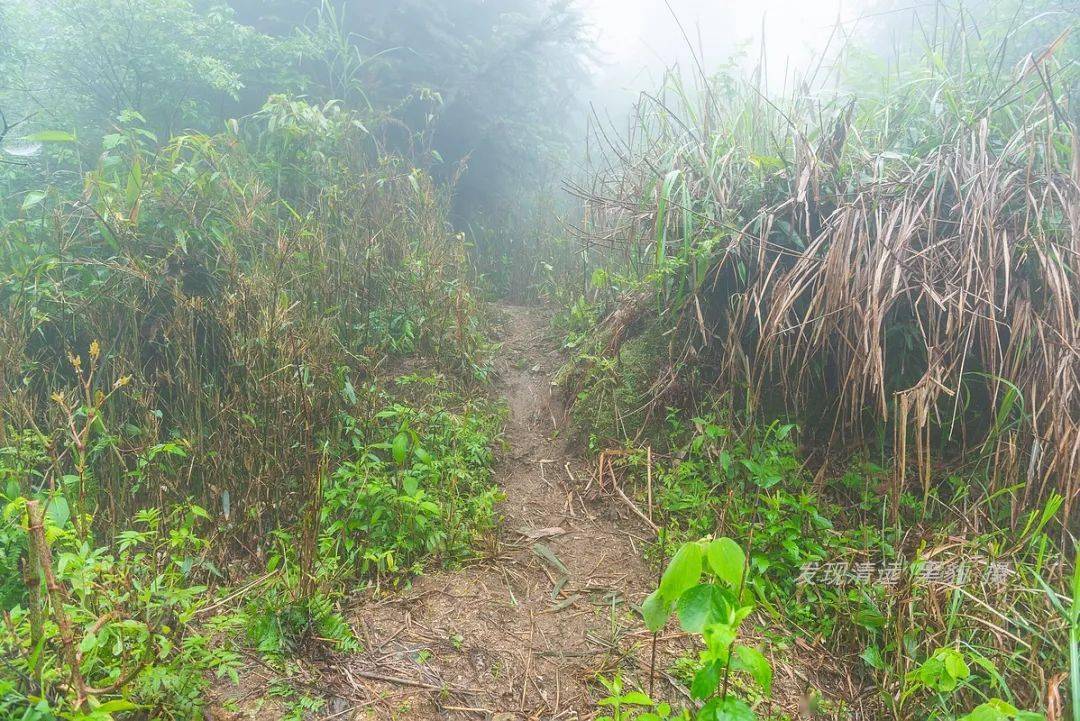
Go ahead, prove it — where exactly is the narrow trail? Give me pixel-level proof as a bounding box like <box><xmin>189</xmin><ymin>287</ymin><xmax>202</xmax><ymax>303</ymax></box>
<box><xmin>333</xmin><ymin>304</ymin><xmax>658</xmax><ymax>719</ymax></box>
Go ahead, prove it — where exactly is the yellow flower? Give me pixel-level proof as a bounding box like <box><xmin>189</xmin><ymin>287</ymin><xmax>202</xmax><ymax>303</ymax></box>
<box><xmin>89</xmin><ymin>340</ymin><xmax>100</xmax><ymax>361</ymax></box>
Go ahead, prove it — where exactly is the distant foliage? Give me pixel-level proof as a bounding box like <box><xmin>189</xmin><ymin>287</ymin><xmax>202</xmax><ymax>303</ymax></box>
<box><xmin>238</xmin><ymin>0</ymin><xmax>590</xmax><ymax>217</ymax></box>
<box><xmin>225</xmin><ymin>0</ymin><xmax>592</xmax><ymax>292</ymax></box>
<box><xmin>1</xmin><ymin>0</ymin><xmax>308</xmax><ymax>140</ymax></box>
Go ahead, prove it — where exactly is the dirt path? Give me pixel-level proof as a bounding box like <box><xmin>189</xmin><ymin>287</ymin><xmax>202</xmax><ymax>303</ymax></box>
<box><xmin>212</xmin><ymin>304</ymin><xmax>837</xmax><ymax>720</ymax></box>
<box><xmin>324</xmin><ymin>304</ymin><xmax>657</xmax><ymax>719</ymax></box>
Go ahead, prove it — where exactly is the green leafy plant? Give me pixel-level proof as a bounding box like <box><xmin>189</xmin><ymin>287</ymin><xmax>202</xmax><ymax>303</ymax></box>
<box><xmin>639</xmin><ymin>537</ymin><xmax>772</xmax><ymax>720</ymax></box>
<box><xmin>0</xmin><ymin>501</ymin><xmax>239</xmax><ymax>719</ymax></box>
<box><xmin>320</xmin><ymin>399</ymin><xmax>503</xmax><ymax>585</ymax></box>
<box><xmin>958</xmin><ymin>698</ymin><xmax>1045</xmax><ymax>721</ymax></box>
<box><xmin>907</xmin><ymin>647</ymin><xmax>973</xmax><ymax>695</ymax></box>
<box><xmin>596</xmin><ymin>675</ymin><xmax>681</xmax><ymax>721</ymax></box>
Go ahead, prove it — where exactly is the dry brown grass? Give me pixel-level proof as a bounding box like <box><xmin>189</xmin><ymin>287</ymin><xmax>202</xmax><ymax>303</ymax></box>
<box><xmin>571</xmin><ymin>26</ymin><xmax>1079</xmax><ymax>525</ymax></box>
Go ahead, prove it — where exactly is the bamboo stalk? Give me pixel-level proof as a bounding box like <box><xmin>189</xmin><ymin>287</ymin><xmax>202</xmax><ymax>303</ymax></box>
<box><xmin>21</xmin><ymin>505</ymin><xmax>44</xmax><ymax>685</ymax></box>
<box><xmin>26</xmin><ymin>500</ymin><xmax>88</xmax><ymax>709</ymax></box>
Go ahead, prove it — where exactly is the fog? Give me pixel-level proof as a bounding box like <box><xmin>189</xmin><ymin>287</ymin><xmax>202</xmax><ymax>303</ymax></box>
<box><xmin>580</xmin><ymin>0</ymin><xmax>878</xmax><ymax>109</ymax></box>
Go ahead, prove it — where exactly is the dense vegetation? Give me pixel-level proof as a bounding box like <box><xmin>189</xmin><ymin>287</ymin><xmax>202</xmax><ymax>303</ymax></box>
<box><xmin>0</xmin><ymin>1</ymin><xmax>1076</xmax><ymax>720</ymax></box>
<box><xmin>0</xmin><ymin>1</ymin><xmax>580</xmax><ymax>717</ymax></box>
<box><xmin>564</xmin><ymin>3</ymin><xmax>1078</xmax><ymax>719</ymax></box>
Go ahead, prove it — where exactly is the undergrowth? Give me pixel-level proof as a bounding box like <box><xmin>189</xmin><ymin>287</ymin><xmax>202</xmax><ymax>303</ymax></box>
<box><xmin>0</xmin><ymin>370</ymin><xmax>505</xmax><ymax>717</ymax></box>
<box><xmin>0</xmin><ymin>74</ymin><xmax>506</xmax><ymax>721</ymax></box>
<box><xmin>560</xmin><ymin>2</ymin><xmax>1077</xmax><ymax>718</ymax></box>
<box><xmin>570</xmin><ymin>393</ymin><xmax>1072</xmax><ymax>719</ymax></box>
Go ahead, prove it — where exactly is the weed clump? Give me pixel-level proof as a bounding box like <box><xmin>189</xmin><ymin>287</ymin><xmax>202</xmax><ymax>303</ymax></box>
<box><xmin>566</xmin><ymin>319</ymin><xmax>674</xmax><ymax>447</ymax></box>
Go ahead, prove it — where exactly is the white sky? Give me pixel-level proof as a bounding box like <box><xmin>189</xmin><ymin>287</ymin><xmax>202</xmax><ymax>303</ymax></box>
<box><xmin>580</xmin><ymin>0</ymin><xmax>855</xmax><ymax>95</ymax></box>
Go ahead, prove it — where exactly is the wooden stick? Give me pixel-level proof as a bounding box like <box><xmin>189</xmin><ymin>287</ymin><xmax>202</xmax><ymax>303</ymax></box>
<box><xmin>195</xmin><ymin>567</ymin><xmax>280</xmax><ymax>617</ymax></box>
<box><xmin>22</xmin><ymin>506</ymin><xmax>44</xmax><ymax>684</ymax></box>
<box><xmin>646</xmin><ymin>446</ymin><xmax>654</xmax><ymax>522</ymax></box>
<box><xmin>347</xmin><ymin>668</ymin><xmax>478</xmax><ymax>694</ymax></box>
<box><xmin>607</xmin><ymin>458</ymin><xmax>660</xmax><ymax>533</ymax></box>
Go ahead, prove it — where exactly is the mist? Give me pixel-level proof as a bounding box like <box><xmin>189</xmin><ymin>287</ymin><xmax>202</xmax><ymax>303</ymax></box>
<box><xmin>0</xmin><ymin>1</ymin><xmax>1075</xmax><ymax>718</ymax></box>
<box><xmin>580</xmin><ymin>0</ymin><xmax>863</xmax><ymax>110</ymax></box>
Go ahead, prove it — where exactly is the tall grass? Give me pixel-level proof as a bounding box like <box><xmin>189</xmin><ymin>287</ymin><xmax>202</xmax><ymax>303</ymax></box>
<box><xmin>0</xmin><ymin>96</ymin><xmax>488</xmax><ymax>540</ymax></box>
<box><xmin>572</xmin><ymin>7</ymin><xmax>1079</xmax><ymax>526</ymax></box>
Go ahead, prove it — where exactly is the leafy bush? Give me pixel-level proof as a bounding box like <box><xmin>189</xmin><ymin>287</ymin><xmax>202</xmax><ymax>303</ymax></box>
<box><xmin>320</xmin><ymin>396</ymin><xmax>504</xmax><ymax>584</ymax></box>
<box><xmin>217</xmin><ymin>388</ymin><xmax>505</xmax><ymax>661</ymax></box>
<box><xmin>0</xmin><ymin>501</ymin><xmax>239</xmax><ymax>719</ymax></box>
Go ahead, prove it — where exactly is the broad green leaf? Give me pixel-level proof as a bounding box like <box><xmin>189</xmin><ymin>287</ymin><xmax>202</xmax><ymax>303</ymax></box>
<box><xmin>27</xmin><ymin>637</ymin><xmax>45</xmax><ymax>677</ymax></box>
<box><xmin>676</xmin><ymin>583</ymin><xmax>716</xmax><ymax>632</ymax></box>
<box><xmin>619</xmin><ymin>691</ymin><xmax>653</xmax><ymax>706</ymax></box>
<box><xmin>700</xmin><ymin>695</ymin><xmax>754</xmax><ymax>721</ymax></box>
<box><xmin>690</xmin><ymin>659</ymin><xmax>721</xmax><ymax>700</ymax></box>
<box><xmin>79</xmin><ymin>632</ymin><xmax>97</xmax><ymax>654</ymax></box>
<box><xmin>958</xmin><ymin>701</ymin><xmax>1013</xmax><ymax>721</ymax></box>
<box><xmin>21</xmin><ymin>190</ymin><xmax>45</xmax><ymax>211</ymax></box>
<box><xmin>707</xmin><ymin>537</ymin><xmax>745</xmax><ymax>588</ymax></box>
<box><xmin>391</xmin><ymin>431</ymin><xmax>409</xmax><ymax>465</ymax></box>
<box><xmin>855</xmin><ymin>607</ymin><xmax>885</xmax><ymax>630</ymax></box>
<box><xmin>860</xmin><ymin>645</ymin><xmax>885</xmax><ymax>670</ymax></box>
<box><xmin>95</xmin><ymin>700</ymin><xmax>142</xmax><ymax>713</ymax></box>
<box><xmin>47</xmin><ymin>496</ymin><xmax>70</xmax><ymax>529</ymax></box>
<box><xmin>23</xmin><ymin>130</ymin><xmax>76</xmax><ymax>143</ymax></box>
<box><xmin>733</xmin><ymin>644</ymin><xmax>773</xmax><ymax>695</ymax></box>
<box><xmin>641</xmin><ymin>589</ymin><xmax>674</xmax><ymax>632</ymax></box>
<box><xmin>659</xmin><ymin>542</ymin><xmax>703</xmax><ymax>601</ymax></box>
<box><xmin>944</xmin><ymin>650</ymin><xmax>970</xmax><ymax>680</ymax></box>
<box><xmin>341</xmin><ymin>380</ymin><xmax>357</xmax><ymax>404</ymax></box>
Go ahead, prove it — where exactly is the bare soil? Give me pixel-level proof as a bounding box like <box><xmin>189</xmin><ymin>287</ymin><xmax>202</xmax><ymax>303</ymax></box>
<box><xmin>329</xmin><ymin>304</ymin><xmax>658</xmax><ymax>720</ymax></box>
<box><xmin>210</xmin><ymin>304</ymin><xmax>857</xmax><ymax>720</ymax></box>
<box><xmin>209</xmin><ymin>305</ymin><xmax>661</xmax><ymax>720</ymax></box>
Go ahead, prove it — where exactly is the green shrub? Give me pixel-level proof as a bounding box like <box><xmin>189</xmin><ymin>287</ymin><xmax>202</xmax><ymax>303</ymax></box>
<box><xmin>0</xmin><ymin>502</ymin><xmax>239</xmax><ymax>719</ymax></box>
<box><xmin>320</xmin><ymin>396</ymin><xmax>504</xmax><ymax>584</ymax></box>
<box><xmin>600</xmin><ymin>536</ymin><xmax>771</xmax><ymax>721</ymax></box>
